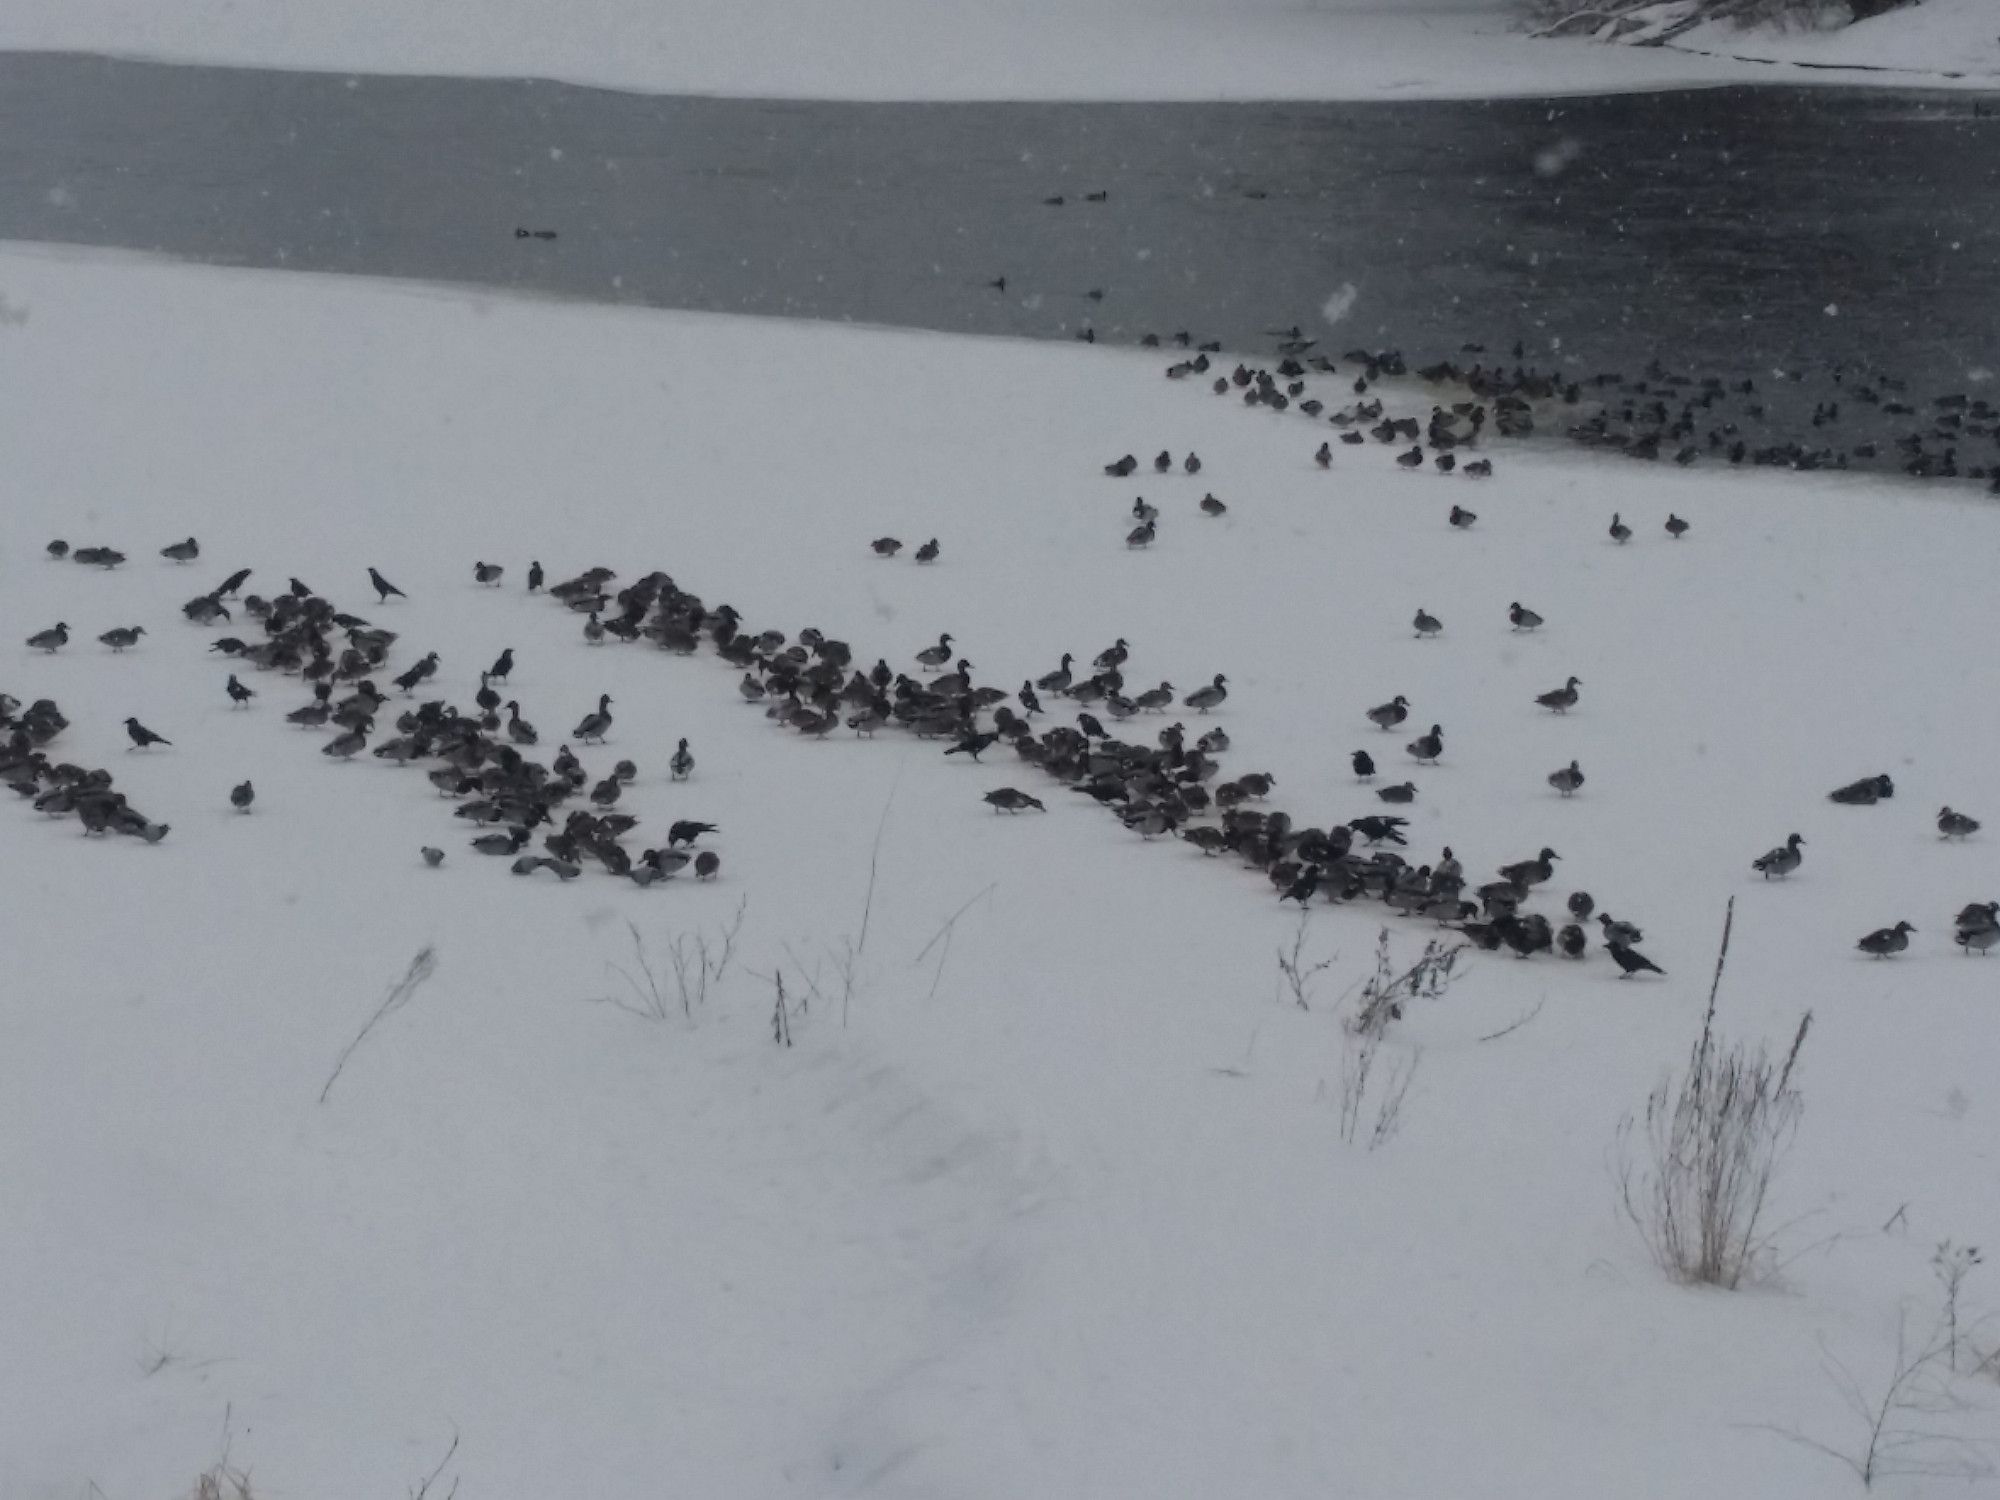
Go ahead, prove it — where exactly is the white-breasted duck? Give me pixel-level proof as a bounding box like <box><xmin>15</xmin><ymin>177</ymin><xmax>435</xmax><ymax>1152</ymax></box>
<box><xmin>1753</xmin><ymin>832</ymin><xmax>1805</xmax><ymax>879</ymax></box>
<box><xmin>1535</xmin><ymin>676</ymin><xmax>1581</xmax><ymax>713</ymax></box>
<box><xmin>1406</xmin><ymin>724</ymin><xmax>1443</xmax><ymax>764</ymax></box>
<box><xmin>671</xmin><ymin>738</ymin><xmax>695</xmax><ymax>780</ymax></box>
<box><xmin>1598</xmin><ymin>913</ymin><xmax>1642</xmax><ymax>947</ymax></box>
<box><xmin>916</xmin><ymin>633</ymin><xmax>955</xmax><ymax>669</ymax></box>
<box><xmin>1132</xmin><ymin>497</ymin><xmax>1159</xmax><ymax>524</ymax></box>
<box><xmin>1856</xmin><ymin>920</ymin><xmax>1915</xmax><ymax>958</ymax></box>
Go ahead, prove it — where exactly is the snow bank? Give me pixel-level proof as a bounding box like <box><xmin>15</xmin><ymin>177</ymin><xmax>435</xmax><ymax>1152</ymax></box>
<box><xmin>0</xmin><ymin>0</ymin><xmax>1812</xmax><ymax>101</ymax></box>
<box><xmin>1</xmin><ymin>245</ymin><xmax>1996</xmax><ymax>1497</ymax></box>
<box><xmin>1669</xmin><ymin>0</ymin><xmax>2000</xmax><ymax>81</ymax></box>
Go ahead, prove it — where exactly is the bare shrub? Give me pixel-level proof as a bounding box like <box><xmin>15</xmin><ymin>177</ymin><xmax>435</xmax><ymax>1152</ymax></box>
<box><xmin>1277</xmin><ymin>912</ymin><xmax>1336</xmax><ymax>1011</ymax></box>
<box><xmin>1332</xmin><ymin>930</ymin><xmax>1461</xmax><ymax>1149</ymax></box>
<box><xmin>587</xmin><ymin>899</ymin><xmax>748</xmax><ymax>1024</ymax></box>
<box><xmin>1619</xmin><ymin>899</ymin><xmax>1812</xmax><ymax>1289</ymax></box>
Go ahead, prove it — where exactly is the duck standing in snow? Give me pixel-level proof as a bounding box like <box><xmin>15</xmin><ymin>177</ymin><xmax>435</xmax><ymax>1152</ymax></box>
<box><xmin>97</xmin><ymin>626</ymin><xmax>145</xmax><ymax>652</ymax></box>
<box><xmin>573</xmin><ymin>694</ymin><xmax>614</xmax><ymax>744</ymax></box>
<box><xmin>1509</xmin><ymin>602</ymin><xmax>1544</xmax><ymax>632</ymax></box>
<box><xmin>1412</xmin><ymin>608</ymin><xmax>1443</xmax><ymax>639</ymax></box>
<box><xmin>1548</xmin><ymin>760</ymin><xmax>1584</xmax><ymax>797</ymax></box>
<box><xmin>1535</xmin><ymin>676</ymin><xmax>1581</xmax><ymax>713</ymax></box>
<box><xmin>670</xmin><ymin>738</ymin><xmax>694</xmax><ymax>780</ymax></box>
<box><xmin>230</xmin><ymin>779</ymin><xmax>255</xmax><ymax>813</ymax></box>
<box><xmin>871</xmin><ymin>537</ymin><xmax>902</xmax><ymax>558</ymax></box>
<box><xmin>1367</xmin><ymin>695</ymin><xmax>1410</xmax><ymax>731</ymax></box>
<box><xmin>26</xmin><ymin>623</ymin><xmax>69</xmax><ymax>653</ymax></box>
<box><xmin>1183</xmin><ymin>674</ymin><xmax>1228</xmax><ymax>713</ymax></box>
<box><xmin>1449</xmin><ymin>505</ymin><xmax>1476</xmax><ymax>530</ymax></box>
<box><xmin>1752</xmin><ymin>832</ymin><xmax>1805</xmax><ymax>879</ymax></box>
<box><xmin>914</xmin><ymin>538</ymin><xmax>940</xmax><ymax>564</ymax></box>
<box><xmin>1406</xmin><ymin>724</ymin><xmax>1443</xmax><ymax>764</ymax></box>
<box><xmin>1938</xmin><ymin>806</ymin><xmax>1980</xmax><ymax>839</ymax></box>
<box><xmin>1954</xmin><ymin>902</ymin><xmax>1999</xmax><ymax>954</ymax></box>
<box><xmin>161</xmin><ymin>537</ymin><xmax>200</xmax><ymax>563</ymax></box>
<box><xmin>1609</xmin><ymin>513</ymin><xmax>1632</xmax><ymax>544</ymax></box>
<box><xmin>1665</xmin><ymin>514</ymin><xmax>1690</xmax><ymax>540</ymax></box>
<box><xmin>1126</xmin><ymin>518</ymin><xmax>1157</xmax><ymax>549</ymax></box>
<box><xmin>474</xmin><ymin>561</ymin><xmax>505</xmax><ymax>586</ymax></box>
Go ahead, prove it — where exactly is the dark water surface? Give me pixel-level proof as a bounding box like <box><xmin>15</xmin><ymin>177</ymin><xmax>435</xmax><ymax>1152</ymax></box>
<box><xmin>2</xmin><ymin>54</ymin><xmax>1997</xmax><ymax>442</ymax></box>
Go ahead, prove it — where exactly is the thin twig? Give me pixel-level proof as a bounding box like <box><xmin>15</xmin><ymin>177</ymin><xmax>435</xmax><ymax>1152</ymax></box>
<box><xmin>410</xmin><ymin>1429</ymin><xmax>460</xmax><ymax>1500</ymax></box>
<box><xmin>1477</xmin><ymin>996</ymin><xmax>1547</xmax><ymax>1043</ymax></box>
<box><xmin>913</xmin><ymin>883</ymin><xmax>998</xmax><ymax>966</ymax></box>
<box><xmin>856</xmin><ymin>765</ymin><xmax>902</xmax><ymax>956</ymax></box>
<box><xmin>320</xmin><ymin>947</ymin><xmax>438</xmax><ymax>1103</ymax></box>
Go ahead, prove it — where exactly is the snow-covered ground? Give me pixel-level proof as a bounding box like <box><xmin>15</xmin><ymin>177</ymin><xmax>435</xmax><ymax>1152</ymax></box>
<box><xmin>6</xmin><ymin>0</ymin><xmax>1992</xmax><ymax>101</ymax></box>
<box><xmin>1615</xmin><ymin>0</ymin><xmax>1999</xmax><ymax>81</ymax></box>
<box><xmin>3</xmin><ymin>244</ymin><xmax>1996</xmax><ymax>1496</ymax></box>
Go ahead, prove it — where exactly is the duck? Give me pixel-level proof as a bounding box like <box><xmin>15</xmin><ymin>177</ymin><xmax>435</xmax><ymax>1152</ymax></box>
<box><xmin>1125</xmin><ymin>518</ymin><xmax>1157</xmax><ymax>548</ymax></box>
<box><xmin>1499</xmin><ymin>847</ymin><xmax>1559</xmax><ymax>886</ymax></box>
<box><xmin>1753</xmin><ymin>832</ymin><xmax>1805</xmax><ymax>879</ymax></box>
<box><xmin>323</xmin><ymin>721</ymin><xmax>371</xmax><ymax>759</ymax></box>
<box><xmin>1351</xmin><ymin>749</ymin><xmax>1375</xmax><ymax>780</ymax></box>
<box><xmin>1183</xmin><ymin>452</ymin><xmax>1202</xmax><ymax>475</ymax></box>
<box><xmin>1829</xmin><ymin>773</ymin><xmax>1894</xmax><ymax>805</ymax></box>
<box><xmin>1535</xmin><ymin>676</ymin><xmax>1581</xmax><ymax>713</ymax></box>
<box><xmin>1568</xmin><ymin>890</ymin><xmax>1594</xmax><ymax>921</ymax></box>
<box><xmin>1367</xmin><ymin>694</ymin><xmax>1410</xmax><ymax>731</ymax></box>
<box><xmin>670</xmin><ymin>738</ymin><xmax>694</xmax><ymax>780</ymax></box>
<box><xmin>1607</xmin><ymin>943</ymin><xmax>1665</xmax><ymax>979</ymax></box>
<box><xmin>1856</xmin><ymin>920</ymin><xmax>1915</xmax><ymax>958</ymax></box>
<box><xmin>472</xmin><ymin>826</ymin><xmax>531</xmax><ymax>857</ymax></box>
<box><xmin>473</xmin><ymin>561</ymin><xmax>504</xmax><ymax>586</ymax></box>
<box><xmin>1315</xmin><ymin>442</ymin><xmax>1332</xmax><ymax>469</ymax></box>
<box><xmin>1463</xmin><ymin>459</ymin><xmax>1493</xmax><ymax>478</ymax></box>
<box><xmin>916</xmin><ymin>633</ymin><xmax>956</xmax><ymax>669</ymax></box>
<box><xmin>1412</xmin><ymin>608</ymin><xmax>1443</xmax><ymax>639</ymax></box>
<box><xmin>367</xmin><ymin>566</ymin><xmax>406</xmax><ymax>604</ymax></box>
<box><xmin>871</xmin><ymin>536</ymin><xmax>903</xmax><ymax>558</ymax></box>
<box><xmin>915</xmin><ymin>539</ymin><xmax>940</xmax><ymax>564</ymax></box>
<box><xmin>1036</xmin><ymin>653</ymin><xmax>1075</xmax><ymax>693</ymax></box>
<box><xmin>1558</xmin><ymin>923</ymin><xmax>1587</xmax><ymax>958</ymax></box>
<box><xmin>582</xmin><ymin>612</ymin><xmax>605</xmax><ymax>646</ymax></box>
<box><xmin>97</xmin><ymin>626</ymin><xmax>145</xmax><ymax>652</ymax></box>
<box><xmin>1199</xmin><ymin>493</ymin><xmax>1227</xmax><ymax>516</ymax></box>
<box><xmin>1396</xmin><ymin>447</ymin><xmax>1425</xmax><ymax>469</ymax></box>
<box><xmin>161</xmin><ymin>537</ymin><xmax>200</xmax><ymax>564</ymax></box>
<box><xmin>1957</xmin><ymin>923</ymin><xmax>2000</xmax><ymax>956</ymax></box>
<box><xmin>45</xmin><ymin>539</ymin><xmax>68</xmax><ymax>560</ymax></box>
<box><xmin>230</xmin><ymin>779</ymin><xmax>254</xmax><ymax>812</ymax></box>
<box><xmin>1154</xmin><ymin>451</ymin><xmax>1173</xmax><ymax>473</ymax></box>
<box><xmin>1598</xmin><ymin>913</ymin><xmax>1643</xmax><ymax>947</ymax></box>
<box><xmin>694</xmin><ymin>850</ymin><xmax>721</xmax><ymax>880</ymax></box>
<box><xmin>26</xmin><ymin>622</ymin><xmax>69</xmax><ymax>653</ymax></box>
<box><xmin>1132</xmin><ymin>497</ymin><xmax>1159</xmax><ymax>524</ymax></box>
<box><xmin>1405</xmin><ymin>724</ymin><xmax>1443</xmax><ymax>764</ymax></box>
<box><xmin>1377</xmin><ymin>782</ymin><xmax>1417</xmax><ymax>804</ymax></box>
<box><xmin>573</xmin><ymin>694</ymin><xmax>614</xmax><ymax>744</ymax></box>
<box><xmin>1105</xmin><ymin>454</ymin><xmax>1138</xmax><ymax>478</ymax></box>
<box><xmin>1448</xmin><ymin>505</ymin><xmax>1476</xmax><ymax>529</ymax></box>
<box><xmin>1938</xmin><ymin>806</ymin><xmax>1980</xmax><ymax>840</ymax></box>
<box><xmin>1665</xmin><ymin>514</ymin><xmax>1690</xmax><ymax>540</ymax></box>
<box><xmin>527</xmin><ymin>561</ymin><xmax>545</xmax><ymax>592</ymax></box>
<box><xmin>1609</xmin><ymin>513</ymin><xmax>1632</xmax><ymax>544</ymax></box>
<box><xmin>1509</xmin><ymin>602</ymin><xmax>1545</xmax><ymax>632</ymax></box>
<box><xmin>1183</xmin><ymin>674</ymin><xmax>1228</xmax><ymax>713</ymax></box>
<box><xmin>1547</xmin><ymin>760</ymin><xmax>1584</xmax><ymax>797</ymax></box>
<box><xmin>421</xmin><ymin>846</ymin><xmax>446</xmax><ymax>867</ymax></box>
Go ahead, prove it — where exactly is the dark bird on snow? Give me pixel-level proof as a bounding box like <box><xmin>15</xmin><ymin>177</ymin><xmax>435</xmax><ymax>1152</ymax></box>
<box><xmin>946</xmin><ymin>729</ymin><xmax>1000</xmax><ymax>761</ymax></box>
<box><xmin>1406</xmin><ymin>724</ymin><xmax>1443</xmax><ymax>764</ymax></box>
<box><xmin>917</xmin><ymin>633</ymin><xmax>955</xmax><ymax>669</ymax></box>
<box><xmin>421</xmin><ymin>845</ymin><xmax>445</xmax><ymax>867</ymax></box>
<box><xmin>1377</xmin><ymin>781</ymin><xmax>1417</xmax><ymax>804</ymax></box>
<box><xmin>1348</xmin><ymin>815</ymin><xmax>1409</xmax><ymax>846</ymax></box>
<box><xmin>472</xmin><ymin>827</ymin><xmax>530</xmax><ymax>856</ymax></box>
<box><xmin>216</xmin><ymin>568</ymin><xmax>252</xmax><ymax>596</ymax></box>
<box><xmin>1500</xmin><ymin>847</ymin><xmax>1559</xmax><ymax>886</ymax></box>
<box><xmin>527</xmin><ymin>561</ymin><xmax>545</xmax><ymax>592</ymax></box>
<box><xmin>1535</xmin><ymin>676</ymin><xmax>1581</xmax><ymax>713</ymax></box>
<box><xmin>226</xmin><ymin>674</ymin><xmax>255</xmax><ymax>708</ymax></box>
<box><xmin>669</xmin><ymin>819</ymin><xmax>719</xmax><ymax>846</ymax></box>
<box><xmin>1184</xmin><ymin>452</ymin><xmax>1201</xmax><ymax>475</ymax></box>
<box><xmin>1598</xmin><ymin>913</ymin><xmax>1643</xmax><ymax>947</ymax></box>
<box><xmin>1126</xmin><ymin>518</ymin><xmax>1157</xmax><ymax>549</ymax></box>
<box><xmin>914</xmin><ymin>538</ymin><xmax>940</xmax><ymax>564</ymax></box>
<box><xmin>1315</xmin><ymin>442</ymin><xmax>1333</xmax><ymax>469</ymax></box>
<box><xmin>1449</xmin><ymin>505</ymin><xmax>1476</xmax><ymax>530</ymax></box>
<box><xmin>1200</xmin><ymin>493</ymin><xmax>1227</xmax><ymax>516</ymax></box>
<box><xmin>474</xmin><ymin>561</ymin><xmax>504</xmax><ymax>586</ymax></box>
<box><xmin>1665</xmin><ymin>514</ymin><xmax>1690</xmax><ymax>540</ymax></box>
<box><xmin>1154</xmin><ymin>450</ymin><xmax>1172</xmax><ymax>473</ymax></box>
<box><xmin>1509</xmin><ymin>602</ymin><xmax>1544</xmax><ymax>632</ymax></box>
<box><xmin>124</xmin><ymin>717</ymin><xmax>171</xmax><ymax>750</ymax></box>
<box><xmin>98</xmin><ymin>626</ymin><xmax>145</xmax><ymax>652</ymax></box>
<box><xmin>1395</xmin><ymin>447</ymin><xmax>1424</xmax><ymax>469</ymax></box>
<box><xmin>367</xmin><ymin>567</ymin><xmax>406</xmax><ymax>603</ymax></box>
<box><xmin>1105</xmin><ymin>454</ymin><xmax>1137</xmax><ymax>478</ymax></box>
<box><xmin>1569</xmin><ymin>890</ymin><xmax>1594</xmax><ymax>921</ymax></box>
<box><xmin>1607</xmin><ymin>942</ymin><xmax>1665</xmax><ymax>979</ymax></box>
<box><xmin>1609</xmin><ymin>513</ymin><xmax>1632</xmax><ymax>544</ymax></box>
<box><xmin>1856</xmin><ymin>921</ymin><xmax>1915</xmax><ymax>958</ymax></box>
<box><xmin>1412</xmin><ymin>608</ymin><xmax>1442</xmax><ymax>639</ymax></box>
<box><xmin>1829</xmin><ymin>773</ymin><xmax>1894</xmax><ymax>806</ymax></box>
<box><xmin>26</xmin><ymin>622</ymin><xmax>69</xmax><ymax>653</ymax></box>
<box><xmin>1753</xmin><ymin>832</ymin><xmax>1804</xmax><ymax>879</ymax></box>
<box><xmin>1351</xmin><ymin>749</ymin><xmax>1376</xmax><ymax>780</ymax></box>
<box><xmin>230</xmin><ymin>779</ymin><xmax>254</xmax><ymax>813</ymax></box>
<box><xmin>489</xmin><ymin>647</ymin><xmax>514</xmax><ymax>684</ymax></box>
<box><xmin>1548</xmin><ymin>760</ymin><xmax>1584</xmax><ymax>797</ymax></box>
<box><xmin>872</xmin><ymin>537</ymin><xmax>903</xmax><ymax>557</ymax></box>
<box><xmin>161</xmin><ymin>537</ymin><xmax>200</xmax><ymax>563</ymax></box>
<box><xmin>984</xmin><ymin>788</ymin><xmax>1045</xmax><ymax>813</ymax></box>
<box><xmin>1938</xmin><ymin>806</ymin><xmax>1981</xmax><ymax>840</ymax></box>
<box><xmin>322</xmin><ymin>722</ymin><xmax>370</xmax><ymax>759</ymax></box>
<box><xmin>1367</xmin><ymin>695</ymin><xmax>1409</xmax><ymax>731</ymax></box>
<box><xmin>670</xmin><ymin>738</ymin><xmax>695</xmax><ymax>780</ymax></box>
<box><xmin>695</xmin><ymin>850</ymin><xmax>720</xmax><ymax>880</ymax></box>
<box><xmin>574</xmin><ymin>694</ymin><xmax>614</xmax><ymax>744</ymax></box>
<box><xmin>1183</xmin><ymin>674</ymin><xmax>1228</xmax><ymax>712</ymax></box>
<box><xmin>1463</xmin><ymin>459</ymin><xmax>1492</xmax><ymax>478</ymax></box>
<box><xmin>1558</xmin><ymin>924</ymin><xmax>1586</xmax><ymax>958</ymax></box>
<box><xmin>46</xmin><ymin>539</ymin><xmax>68</xmax><ymax>560</ymax></box>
